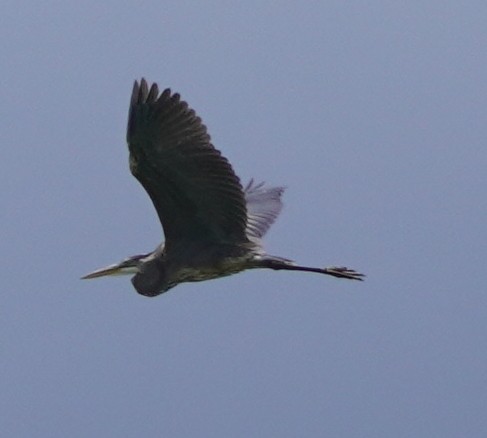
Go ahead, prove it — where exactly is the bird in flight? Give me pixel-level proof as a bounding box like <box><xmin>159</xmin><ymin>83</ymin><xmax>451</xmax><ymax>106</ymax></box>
<box><xmin>82</xmin><ymin>79</ymin><xmax>364</xmax><ymax>296</ymax></box>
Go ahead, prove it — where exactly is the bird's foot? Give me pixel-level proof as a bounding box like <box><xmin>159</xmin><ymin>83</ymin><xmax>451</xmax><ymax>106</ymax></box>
<box><xmin>324</xmin><ymin>266</ymin><xmax>365</xmax><ymax>281</ymax></box>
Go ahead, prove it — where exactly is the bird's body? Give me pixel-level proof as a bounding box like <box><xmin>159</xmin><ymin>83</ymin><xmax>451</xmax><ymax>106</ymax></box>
<box><xmin>82</xmin><ymin>79</ymin><xmax>364</xmax><ymax>296</ymax></box>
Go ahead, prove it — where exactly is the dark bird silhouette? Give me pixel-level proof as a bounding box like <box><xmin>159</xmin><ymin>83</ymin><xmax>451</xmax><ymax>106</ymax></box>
<box><xmin>82</xmin><ymin>79</ymin><xmax>364</xmax><ymax>296</ymax></box>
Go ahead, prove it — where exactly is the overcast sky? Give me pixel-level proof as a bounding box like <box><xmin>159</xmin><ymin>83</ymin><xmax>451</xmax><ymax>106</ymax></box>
<box><xmin>2</xmin><ymin>1</ymin><xmax>486</xmax><ymax>437</ymax></box>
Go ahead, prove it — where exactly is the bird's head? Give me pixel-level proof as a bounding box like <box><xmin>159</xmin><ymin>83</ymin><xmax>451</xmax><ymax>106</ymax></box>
<box><xmin>82</xmin><ymin>251</ymin><xmax>170</xmax><ymax>297</ymax></box>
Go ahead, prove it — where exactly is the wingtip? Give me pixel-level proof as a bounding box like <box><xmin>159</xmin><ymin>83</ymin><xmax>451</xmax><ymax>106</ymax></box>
<box><xmin>147</xmin><ymin>82</ymin><xmax>159</xmax><ymax>102</ymax></box>
<box><xmin>131</xmin><ymin>80</ymin><xmax>140</xmax><ymax>106</ymax></box>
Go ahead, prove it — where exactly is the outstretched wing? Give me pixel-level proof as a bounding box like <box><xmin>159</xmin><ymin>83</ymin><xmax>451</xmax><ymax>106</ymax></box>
<box><xmin>127</xmin><ymin>79</ymin><xmax>248</xmax><ymax>249</ymax></box>
<box><xmin>244</xmin><ymin>179</ymin><xmax>284</xmax><ymax>240</ymax></box>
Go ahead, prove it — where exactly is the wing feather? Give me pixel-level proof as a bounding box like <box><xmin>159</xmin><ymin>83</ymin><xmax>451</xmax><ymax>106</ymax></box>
<box><xmin>127</xmin><ymin>79</ymin><xmax>248</xmax><ymax>249</ymax></box>
<box><xmin>244</xmin><ymin>179</ymin><xmax>285</xmax><ymax>240</ymax></box>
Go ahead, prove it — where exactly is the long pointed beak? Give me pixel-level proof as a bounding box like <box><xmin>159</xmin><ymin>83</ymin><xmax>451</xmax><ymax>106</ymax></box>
<box><xmin>81</xmin><ymin>263</ymin><xmax>136</xmax><ymax>279</ymax></box>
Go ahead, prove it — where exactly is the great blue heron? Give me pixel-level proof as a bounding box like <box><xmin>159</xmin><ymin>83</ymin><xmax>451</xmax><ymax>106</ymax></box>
<box><xmin>82</xmin><ymin>79</ymin><xmax>364</xmax><ymax>296</ymax></box>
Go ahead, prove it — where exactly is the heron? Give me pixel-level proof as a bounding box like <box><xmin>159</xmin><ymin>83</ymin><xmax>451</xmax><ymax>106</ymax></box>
<box><xmin>82</xmin><ymin>79</ymin><xmax>364</xmax><ymax>296</ymax></box>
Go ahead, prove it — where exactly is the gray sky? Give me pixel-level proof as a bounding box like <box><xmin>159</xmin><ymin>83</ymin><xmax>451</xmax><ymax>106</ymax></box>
<box><xmin>2</xmin><ymin>1</ymin><xmax>486</xmax><ymax>437</ymax></box>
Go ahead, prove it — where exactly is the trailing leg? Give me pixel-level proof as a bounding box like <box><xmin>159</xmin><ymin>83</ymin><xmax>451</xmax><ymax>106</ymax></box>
<box><xmin>254</xmin><ymin>256</ymin><xmax>365</xmax><ymax>281</ymax></box>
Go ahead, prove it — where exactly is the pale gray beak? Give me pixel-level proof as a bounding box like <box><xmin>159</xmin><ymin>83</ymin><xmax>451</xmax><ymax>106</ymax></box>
<box><xmin>81</xmin><ymin>261</ymin><xmax>138</xmax><ymax>279</ymax></box>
